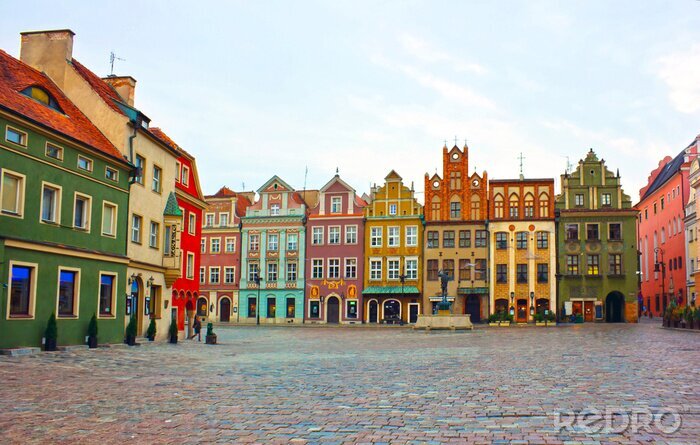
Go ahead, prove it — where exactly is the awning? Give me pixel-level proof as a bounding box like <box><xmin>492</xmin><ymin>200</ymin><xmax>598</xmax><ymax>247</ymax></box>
<box><xmin>362</xmin><ymin>285</ymin><xmax>420</xmax><ymax>295</ymax></box>
<box><xmin>457</xmin><ymin>287</ymin><xmax>488</xmax><ymax>295</ymax></box>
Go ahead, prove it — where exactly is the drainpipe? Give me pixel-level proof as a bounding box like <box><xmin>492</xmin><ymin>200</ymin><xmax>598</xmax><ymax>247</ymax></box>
<box><xmin>127</xmin><ymin>122</ymin><xmax>138</xmax><ymax>184</ymax></box>
<box><xmin>554</xmin><ymin>209</ymin><xmax>561</xmax><ymax>323</ymax></box>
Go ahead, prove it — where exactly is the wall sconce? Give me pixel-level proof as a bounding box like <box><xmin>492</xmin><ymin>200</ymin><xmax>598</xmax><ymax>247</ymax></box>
<box><xmin>510</xmin><ymin>292</ymin><xmax>515</xmax><ymax>304</ymax></box>
<box><xmin>164</xmin><ymin>300</ymin><xmax>169</xmax><ymax>309</ymax></box>
<box><xmin>320</xmin><ymin>295</ymin><xmax>325</xmax><ymax>304</ymax></box>
<box><xmin>529</xmin><ymin>291</ymin><xmax>534</xmax><ymax>304</ymax></box>
<box><xmin>147</xmin><ymin>276</ymin><xmax>155</xmax><ymax>288</ymax></box>
<box><xmin>340</xmin><ymin>292</ymin><xmax>345</xmax><ymax>301</ymax></box>
<box><xmin>128</xmin><ymin>273</ymin><xmax>138</xmax><ymax>284</ymax></box>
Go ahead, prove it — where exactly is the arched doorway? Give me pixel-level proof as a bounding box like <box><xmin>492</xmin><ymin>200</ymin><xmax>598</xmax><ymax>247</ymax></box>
<box><xmin>130</xmin><ymin>278</ymin><xmax>143</xmax><ymax>334</ymax></box>
<box><xmin>326</xmin><ymin>296</ymin><xmax>340</xmax><ymax>324</ymax></box>
<box><xmin>197</xmin><ymin>297</ymin><xmax>208</xmax><ymax>318</ymax></box>
<box><xmin>220</xmin><ymin>297</ymin><xmax>231</xmax><ymax>322</ymax></box>
<box><xmin>466</xmin><ymin>295</ymin><xmax>481</xmax><ymax>322</ymax></box>
<box><xmin>494</xmin><ymin>298</ymin><xmax>508</xmax><ymax>315</ymax></box>
<box><xmin>535</xmin><ymin>298</ymin><xmax>549</xmax><ymax>314</ymax></box>
<box><xmin>367</xmin><ymin>300</ymin><xmax>378</xmax><ymax>323</ymax></box>
<box><xmin>383</xmin><ymin>299</ymin><xmax>401</xmax><ymax>321</ymax></box>
<box><xmin>605</xmin><ymin>291</ymin><xmax>625</xmax><ymax>323</ymax></box>
<box><xmin>516</xmin><ymin>299</ymin><xmax>528</xmax><ymax>323</ymax></box>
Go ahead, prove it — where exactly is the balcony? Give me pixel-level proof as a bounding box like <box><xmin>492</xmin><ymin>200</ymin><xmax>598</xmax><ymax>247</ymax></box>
<box><xmin>162</xmin><ymin>252</ymin><xmax>182</xmax><ymax>287</ymax></box>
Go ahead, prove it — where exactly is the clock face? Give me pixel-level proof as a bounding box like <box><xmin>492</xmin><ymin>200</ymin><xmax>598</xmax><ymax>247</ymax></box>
<box><xmin>433</xmin><ymin>180</ymin><xmax>440</xmax><ymax>188</ymax></box>
<box><xmin>472</xmin><ymin>179</ymin><xmax>479</xmax><ymax>187</ymax></box>
<box><xmin>452</xmin><ymin>152</ymin><xmax>459</xmax><ymax>160</ymax></box>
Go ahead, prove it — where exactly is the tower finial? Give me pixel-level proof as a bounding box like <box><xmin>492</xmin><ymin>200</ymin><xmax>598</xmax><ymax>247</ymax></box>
<box><xmin>335</xmin><ymin>167</ymin><xmax>339</xmax><ymax>176</ymax></box>
<box><xmin>518</xmin><ymin>152</ymin><xmax>526</xmax><ymax>179</ymax></box>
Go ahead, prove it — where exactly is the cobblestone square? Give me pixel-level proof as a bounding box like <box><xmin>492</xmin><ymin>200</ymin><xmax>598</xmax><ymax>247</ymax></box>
<box><xmin>1</xmin><ymin>321</ymin><xmax>698</xmax><ymax>444</ymax></box>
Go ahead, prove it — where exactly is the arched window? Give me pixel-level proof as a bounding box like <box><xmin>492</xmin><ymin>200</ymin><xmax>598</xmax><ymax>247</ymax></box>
<box><xmin>539</xmin><ymin>192</ymin><xmax>550</xmax><ymax>218</ymax></box>
<box><xmin>661</xmin><ymin>228</ymin><xmax>666</xmax><ymax>244</ymax></box>
<box><xmin>494</xmin><ymin>194</ymin><xmax>504</xmax><ymax>219</ymax></box>
<box><xmin>449</xmin><ymin>195</ymin><xmax>461</xmax><ymax>220</ymax></box>
<box><xmin>431</xmin><ymin>195</ymin><xmax>440</xmax><ymax>220</ymax></box>
<box><xmin>509</xmin><ymin>194</ymin><xmax>519</xmax><ymax>218</ymax></box>
<box><xmin>470</xmin><ymin>194</ymin><xmax>480</xmax><ymax>220</ymax></box>
<box><xmin>21</xmin><ymin>86</ymin><xmax>63</xmax><ymax>112</ymax></box>
<box><xmin>524</xmin><ymin>193</ymin><xmax>534</xmax><ymax>218</ymax></box>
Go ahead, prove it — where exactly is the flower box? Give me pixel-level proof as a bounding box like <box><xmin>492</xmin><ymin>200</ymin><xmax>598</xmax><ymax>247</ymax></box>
<box><xmin>489</xmin><ymin>322</ymin><xmax>500</xmax><ymax>327</ymax></box>
<box><xmin>499</xmin><ymin>321</ymin><xmax>511</xmax><ymax>327</ymax></box>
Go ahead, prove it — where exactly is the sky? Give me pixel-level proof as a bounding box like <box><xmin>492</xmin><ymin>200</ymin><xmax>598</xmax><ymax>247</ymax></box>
<box><xmin>2</xmin><ymin>1</ymin><xmax>699</xmax><ymax>202</ymax></box>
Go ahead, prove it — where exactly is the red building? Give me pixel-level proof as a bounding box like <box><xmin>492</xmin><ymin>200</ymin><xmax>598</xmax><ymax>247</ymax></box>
<box><xmin>637</xmin><ymin>142</ymin><xmax>698</xmax><ymax>317</ymax></box>
<box><xmin>149</xmin><ymin>128</ymin><xmax>207</xmax><ymax>332</ymax></box>
<box><xmin>200</xmin><ymin>187</ymin><xmax>252</xmax><ymax>323</ymax></box>
<box><xmin>305</xmin><ymin>173</ymin><xmax>367</xmax><ymax>323</ymax></box>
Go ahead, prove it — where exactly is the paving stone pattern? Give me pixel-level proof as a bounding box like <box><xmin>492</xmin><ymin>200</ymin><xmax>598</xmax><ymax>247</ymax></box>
<box><xmin>0</xmin><ymin>321</ymin><xmax>698</xmax><ymax>444</ymax></box>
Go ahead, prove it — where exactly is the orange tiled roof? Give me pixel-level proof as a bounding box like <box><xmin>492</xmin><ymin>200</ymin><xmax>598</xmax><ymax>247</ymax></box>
<box><xmin>207</xmin><ymin>186</ymin><xmax>237</xmax><ymax>199</ymax></box>
<box><xmin>235</xmin><ymin>195</ymin><xmax>252</xmax><ymax>218</ymax></box>
<box><xmin>70</xmin><ymin>59</ymin><xmax>126</xmax><ymax>116</ymax></box>
<box><xmin>148</xmin><ymin>127</ymin><xmax>196</xmax><ymax>159</ymax></box>
<box><xmin>0</xmin><ymin>50</ymin><xmax>124</xmax><ymax>162</ymax></box>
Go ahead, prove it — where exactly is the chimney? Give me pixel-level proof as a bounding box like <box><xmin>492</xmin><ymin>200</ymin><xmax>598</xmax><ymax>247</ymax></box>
<box><xmin>20</xmin><ymin>29</ymin><xmax>75</xmax><ymax>89</ymax></box>
<box><xmin>102</xmin><ymin>75</ymin><xmax>137</xmax><ymax>107</ymax></box>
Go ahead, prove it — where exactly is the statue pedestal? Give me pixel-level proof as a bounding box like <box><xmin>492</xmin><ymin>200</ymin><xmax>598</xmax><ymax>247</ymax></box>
<box><xmin>437</xmin><ymin>309</ymin><xmax>451</xmax><ymax>316</ymax></box>
<box><xmin>413</xmin><ymin>314</ymin><xmax>474</xmax><ymax>331</ymax></box>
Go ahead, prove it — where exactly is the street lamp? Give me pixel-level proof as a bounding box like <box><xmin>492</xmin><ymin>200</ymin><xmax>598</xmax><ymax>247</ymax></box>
<box><xmin>529</xmin><ymin>291</ymin><xmax>535</xmax><ymax>317</ymax></box>
<box><xmin>399</xmin><ymin>267</ymin><xmax>407</xmax><ymax>319</ymax></box>
<box><xmin>509</xmin><ymin>291</ymin><xmax>515</xmax><ymax>316</ymax></box>
<box><xmin>253</xmin><ymin>272</ymin><xmax>263</xmax><ymax>325</ymax></box>
<box><xmin>654</xmin><ymin>248</ymin><xmax>666</xmax><ymax>311</ymax></box>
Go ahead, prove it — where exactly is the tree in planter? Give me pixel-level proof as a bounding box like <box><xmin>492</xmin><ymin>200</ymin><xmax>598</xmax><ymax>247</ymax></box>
<box><xmin>87</xmin><ymin>314</ymin><xmax>98</xmax><ymax>348</ymax></box>
<box><xmin>169</xmin><ymin>318</ymin><xmax>178</xmax><ymax>344</ymax></box>
<box><xmin>44</xmin><ymin>313</ymin><xmax>58</xmax><ymax>351</ymax></box>
<box><xmin>125</xmin><ymin>316</ymin><xmax>137</xmax><ymax>346</ymax></box>
<box><xmin>146</xmin><ymin>318</ymin><xmax>157</xmax><ymax>341</ymax></box>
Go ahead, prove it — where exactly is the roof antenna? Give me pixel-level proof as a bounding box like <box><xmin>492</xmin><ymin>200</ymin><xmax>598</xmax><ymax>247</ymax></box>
<box><xmin>518</xmin><ymin>152</ymin><xmax>526</xmax><ymax>179</ymax></box>
<box><xmin>303</xmin><ymin>166</ymin><xmax>308</xmax><ymax>193</ymax></box>
<box><xmin>109</xmin><ymin>51</ymin><xmax>125</xmax><ymax>76</ymax></box>
<box><xmin>565</xmin><ymin>156</ymin><xmax>574</xmax><ymax>174</ymax></box>
<box><xmin>242</xmin><ymin>182</ymin><xmax>245</xmax><ymax>190</ymax></box>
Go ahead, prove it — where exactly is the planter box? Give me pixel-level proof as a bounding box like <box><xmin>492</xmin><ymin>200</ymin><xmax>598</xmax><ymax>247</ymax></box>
<box><xmin>489</xmin><ymin>322</ymin><xmax>500</xmax><ymax>327</ymax></box>
<box><xmin>205</xmin><ymin>334</ymin><xmax>217</xmax><ymax>345</ymax></box>
<box><xmin>499</xmin><ymin>322</ymin><xmax>511</xmax><ymax>327</ymax></box>
<box><xmin>535</xmin><ymin>322</ymin><xmax>547</xmax><ymax>326</ymax></box>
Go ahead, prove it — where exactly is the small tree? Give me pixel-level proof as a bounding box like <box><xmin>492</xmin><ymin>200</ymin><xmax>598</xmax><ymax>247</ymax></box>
<box><xmin>125</xmin><ymin>316</ymin><xmax>137</xmax><ymax>345</ymax></box>
<box><xmin>146</xmin><ymin>318</ymin><xmax>157</xmax><ymax>341</ymax></box>
<box><xmin>87</xmin><ymin>314</ymin><xmax>98</xmax><ymax>348</ymax></box>
<box><xmin>45</xmin><ymin>313</ymin><xmax>58</xmax><ymax>351</ymax></box>
<box><xmin>168</xmin><ymin>318</ymin><xmax>178</xmax><ymax>344</ymax></box>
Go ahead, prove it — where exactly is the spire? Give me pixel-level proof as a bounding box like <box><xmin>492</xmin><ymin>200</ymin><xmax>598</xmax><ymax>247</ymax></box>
<box><xmin>163</xmin><ymin>192</ymin><xmax>182</xmax><ymax>216</ymax></box>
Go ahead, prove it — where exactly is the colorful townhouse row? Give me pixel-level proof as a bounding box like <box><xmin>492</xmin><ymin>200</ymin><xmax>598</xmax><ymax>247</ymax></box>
<box><xmin>197</xmin><ymin>144</ymin><xmax>642</xmax><ymax>326</ymax></box>
<box><xmin>0</xmin><ymin>30</ymin><xmax>206</xmax><ymax>350</ymax></box>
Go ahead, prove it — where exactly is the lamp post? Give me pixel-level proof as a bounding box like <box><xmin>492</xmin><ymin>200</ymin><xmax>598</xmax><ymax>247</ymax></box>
<box><xmin>509</xmin><ymin>291</ymin><xmax>515</xmax><ymax>316</ymax></box>
<box><xmin>654</xmin><ymin>248</ymin><xmax>666</xmax><ymax>312</ymax></box>
<box><xmin>529</xmin><ymin>291</ymin><xmax>535</xmax><ymax>318</ymax></box>
<box><xmin>399</xmin><ymin>268</ymin><xmax>407</xmax><ymax>320</ymax></box>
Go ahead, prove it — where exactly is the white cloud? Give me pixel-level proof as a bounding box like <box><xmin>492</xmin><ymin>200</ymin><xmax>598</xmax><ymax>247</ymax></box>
<box><xmin>657</xmin><ymin>44</ymin><xmax>700</xmax><ymax>114</ymax></box>
<box><xmin>398</xmin><ymin>34</ymin><xmax>488</xmax><ymax>75</ymax></box>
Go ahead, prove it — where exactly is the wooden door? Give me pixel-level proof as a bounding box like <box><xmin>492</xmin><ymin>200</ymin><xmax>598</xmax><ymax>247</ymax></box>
<box><xmin>584</xmin><ymin>301</ymin><xmax>594</xmax><ymax>322</ymax></box>
<box><xmin>516</xmin><ymin>299</ymin><xmax>528</xmax><ymax>323</ymax></box>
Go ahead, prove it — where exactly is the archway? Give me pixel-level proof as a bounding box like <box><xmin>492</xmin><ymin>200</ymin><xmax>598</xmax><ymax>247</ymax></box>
<box><xmin>220</xmin><ymin>297</ymin><xmax>231</xmax><ymax>322</ymax></box>
<box><xmin>605</xmin><ymin>291</ymin><xmax>625</xmax><ymax>323</ymax></box>
<box><xmin>326</xmin><ymin>296</ymin><xmax>340</xmax><ymax>324</ymax></box>
<box><xmin>197</xmin><ymin>296</ymin><xmax>208</xmax><ymax>318</ymax></box>
<box><xmin>494</xmin><ymin>298</ymin><xmax>508</xmax><ymax>315</ymax></box>
<box><xmin>516</xmin><ymin>298</ymin><xmax>528</xmax><ymax>323</ymax></box>
<box><xmin>383</xmin><ymin>299</ymin><xmax>401</xmax><ymax>321</ymax></box>
<box><xmin>367</xmin><ymin>299</ymin><xmax>378</xmax><ymax>323</ymax></box>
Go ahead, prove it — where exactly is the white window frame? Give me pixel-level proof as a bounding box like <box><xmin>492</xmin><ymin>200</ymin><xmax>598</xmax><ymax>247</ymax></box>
<box><xmin>105</xmin><ymin>166</ymin><xmax>118</xmax><ymax>182</ymax></box>
<box><xmin>406</xmin><ymin>226</ymin><xmax>418</xmax><ymax>247</ymax></box>
<box><xmin>151</xmin><ymin>164</ymin><xmax>162</xmax><ymax>193</ymax></box>
<box><xmin>405</xmin><ymin>257</ymin><xmax>418</xmax><ymax>280</ymax></box>
<box><xmin>267</xmin><ymin>261</ymin><xmax>278</xmax><ymax>281</ymax></box>
<box><xmin>312</xmin><ymin>258</ymin><xmax>324</xmax><ymax>279</ymax></box>
<box><xmin>199</xmin><ymin>266</ymin><xmax>206</xmax><ymax>284</ymax></box>
<box><xmin>388</xmin><ymin>226</ymin><xmax>400</xmax><ymax>247</ymax></box>
<box><xmin>287</xmin><ymin>233</ymin><xmax>298</xmax><ymax>251</ymax></box>
<box><xmin>268</xmin><ymin>233</ymin><xmax>279</xmax><ymax>251</ymax></box>
<box><xmin>56</xmin><ymin>267</ymin><xmax>81</xmax><ymax>318</ymax></box>
<box><xmin>369</xmin><ymin>258</ymin><xmax>382</xmax><ymax>281</ymax></box>
<box><xmin>370</xmin><ymin>227</ymin><xmax>382</xmax><ymax>247</ymax></box>
<box><xmin>45</xmin><ymin>142</ymin><xmax>63</xmax><ymax>161</ymax></box>
<box><xmin>328</xmin><ymin>226</ymin><xmax>341</xmax><ymax>245</ymax></box>
<box><xmin>149</xmin><ymin>221</ymin><xmax>160</xmax><ymax>249</ymax></box>
<box><xmin>389</xmin><ymin>203</ymin><xmax>397</xmax><ymax>215</ymax></box>
<box><xmin>205</xmin><ymin>213</ymin><xmax>215</xmax><ymax>227</ymax></box>
<box><xmin>387</xmin><ymin>258</ymin><xmax>400</xmax><ymax>280</ymax></box>
<box><xmin>345</xmin><ymin>257</ymin><xmax>357</xmax><ymax>279</ymax></box>
<box><xmin>209</xmin><ymin>266</ymin><xmax>220</xmax><ymax>284</ymax></box>
<box><xmin>286</xmin><ymin>261</ymin><xmax>298</xmax><ymax>281</ymax></box>
<box><xmin>5</xmin><ymin>125</ymin><xmax>27</xmax><ymax>147</ymax></box>
<box><xmin>225</xmin><ymin>237</ymin><xmax>236</xmax><ymax>253</ymax></box>
<box><xmin>219</xmin><ymin>212</ymin><xmax>229</xmax><ymax>227</ymax></box>
<box><xmin>40</xmin><ymin>181</ymin><xmax>62</xmax><ymax>225</ymax></box>
<box><xmin>224</xmin><ymin>266</ymin><xmax>235</xmax><ymax>284</ymax></box>
<box><xmin>181</xmin><ymin>165</ymin><xmax>190</xmax><ymax>186</ymax></box>
<box><xmin>77</xmin><ymin>155</ymin><xmax>93</xmax><ymax>172</ymax></box>
<box><xmin>270</xmin><ymin>203</ymin><xmax>280</xmax><ymax>215</ymax></box>
<box><xmin>201</xmin><ymin>237</ymin><xmax>206</xmax><ymax>253</ymax></box>
<box><xmin>131</xmin><ymin>214</ymin><xmax>143</xmax><ymax>244</ymax></box>
<box><xmin>331</xmin><ymin>196</ymin><xmax>342</xmax><ymax>213</ymax></box>
<box><xmin>73</xmin><ymin>192</ymin><xmax>92</xmax><ymax>232</ymax></box>
<box><xmin>312</xmin><ymin>226</ymin><xmax>324</xmax><ymax>245</ymax></box>
<box><xmin>1</xmin><ymin>169</ymin><xmax>26</xmax><ymax>218</ymax></box>
<box><xmin>185</xmin><ymin>252</ymin><xmax>195</xmax><ymax>279</ymax></box>
<box><xmin>327</xmin><ymin>258</ymin><xmax>340</xmax><ymax>279</ymax></box>
<box><xmin>188</xmin><ymin>212</ymin><xmax>196</xmax><ymax>235</ymax></box>
<box><xmin>101</xmin><ymin>201</ymin><xmax>118</xmax><ymax>237</ymax></box>
<box><xmin>210</xmin><ymin>237</ymin><xmax>221</xmax><ymax>253</ymax></box>
<box><xmin>345</xmin><ymin>225</ymin><xmax>357</xmax><ymax>244</ymax></box>
<box><xmin>175</xmin><ymin>161</ymin><xmax>182</xmax><ymax>183</ymax></box>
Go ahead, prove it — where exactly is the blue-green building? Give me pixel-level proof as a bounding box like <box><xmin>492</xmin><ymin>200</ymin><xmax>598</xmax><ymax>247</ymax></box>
<box><xmin>239</xmin><ymin>176</ymin><xmax>307</xmax><ymax>323</ymax></box>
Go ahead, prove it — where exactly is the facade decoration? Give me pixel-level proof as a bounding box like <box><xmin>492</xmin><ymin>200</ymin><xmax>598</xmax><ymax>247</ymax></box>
<box><xmin>423</xmin><ymin>144</ymin><xmax>488</xmax><ymax>321</ymax></box>
<box><xmin>556</xmin><ymin>149</ymin><xmax>638</xmax><ymax>322</ymax></box>
<box><xmin>363</xmin><ymin>171</ymin><xmax>424</xmax><ymax>324</ymax></box>
<box><xmin>305</xmin><ymin>172</ymin><xmax>366</xmax><ymax>324</ymax></box>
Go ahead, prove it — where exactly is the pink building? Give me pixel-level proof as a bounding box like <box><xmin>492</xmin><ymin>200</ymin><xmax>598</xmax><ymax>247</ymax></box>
<box><xmin>305</xmin><ymin>173</ymin><xmax>367</xmax><ymax>323</ymax></box>
<box><xmin>637</xmin><ymin>139</ymin><xmax>698</xmax><ymax>317</ymax></box>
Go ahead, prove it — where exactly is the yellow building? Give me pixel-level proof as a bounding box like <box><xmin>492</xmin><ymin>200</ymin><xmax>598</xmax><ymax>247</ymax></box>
<box><xmin>363</xmin><ymin>171</ymin><xmax>424</xmax><ymax>324</ymax></box>
<box><xmin>488</xmin><ymin>178</ymin><xmax>556</xmax><ymax>322</ymax></box>
<box><xmin>689</xmin><ymin>158</ymin><xmax>699</xmax><ymax>307</ymax></box>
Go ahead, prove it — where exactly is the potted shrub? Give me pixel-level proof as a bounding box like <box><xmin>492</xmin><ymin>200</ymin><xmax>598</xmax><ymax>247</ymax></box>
<box><xmin>87</xmin><ymin>314</ymin><xmax>98</xmax><ymax>348</ymax></box>
<box><xmin>683</xmin><ymin>307</ymin><xmax>693</xmax><ymax>329</ymax></box>
<box><xmin>125</xmin><ymin>316</ymin><xmax>137</xmax><ymax>346</ymax></box>
<box><xmin>694</xmin><ymin>307</ymin><xmax>700</xmax><ymax>330</ymax></box>
<box><xmin>500</xmin><ymin>312</ymin><xmax>512</xmax><ymax>327</ymax></box>
<box><xmin>546</xmin><ymin>311</ymin><xmax>556</xmax><ymax>326</ymax></box>
<box><xmin>205</xmin><ymin>322</ymin><xmax>217</xmax><ymax>344</ymax></box>
<box><xmin>44</xmin><ymin>313</ymin><xmax>58</xmax><ymax>351</ymax></box>
<box><xmin>534</xmin><ymin>312</ymin><xmax>546</xmax><ymax>326</ymax></box>
<box><xmin>671</xmin><ymin>307</ymin><xmax>682</xmax><ymax>328</ymax></box>
<box><xmin>169</xmin><ymin>318</ymin><xmax>178</xmax><ymax>344</ymax></box>
<box><xmin>488</xmin><ymin>313</ymin><xmax>500</xmax><ymax>327</ymax></box>
<box><xmin>146</xmin><ymin>318</ymin><xmax>157</xmax><ymax>341</ymax></box>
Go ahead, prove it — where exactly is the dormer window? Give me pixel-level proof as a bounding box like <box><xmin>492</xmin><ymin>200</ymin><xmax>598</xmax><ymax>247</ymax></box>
<box><xmin>331</xmin><ymin>197</ymin><xmax>342</xmax><ymax>213</ymax></box>
<box><xmin>21</xmin><ymin>86</ymin><xmax>63</xmax><ymax>113</ymax></box>
<box><xmin>270</xmin><ymin>204</ymin><xmax>280</xmax><ymax>216</ymax></box>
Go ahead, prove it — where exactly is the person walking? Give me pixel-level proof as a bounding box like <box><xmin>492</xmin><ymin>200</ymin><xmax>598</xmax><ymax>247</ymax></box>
<box><xmin>190</xmin><ymin>316</ymin><xmax>202</xmax><ymax>341</ymax></box>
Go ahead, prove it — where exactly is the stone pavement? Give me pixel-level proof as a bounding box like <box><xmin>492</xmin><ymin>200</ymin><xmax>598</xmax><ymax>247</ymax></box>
<box><xmin>0</xmin><ymin>321</ymin><xmax>698</xmax><ymax>444</ymax></box>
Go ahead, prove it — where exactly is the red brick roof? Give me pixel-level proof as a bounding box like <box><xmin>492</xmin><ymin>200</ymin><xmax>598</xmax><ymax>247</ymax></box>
<box><xmin>235</xmin><ymin>195</ymin><xmax>252</xmax><ymax>218</ymax></box>
<box><xmin>208</xmin><ymin>186</ymin><xmax>237</xmax><ymax>198</ymax></box>
<box><xmin>70</xmin><ymin>59</ymin><xmax>126</xmax><ymax>116</ymax></box>
<box><xmin>148</xmin><ymin>127</ymin><xmax>197</xmax><ymax>159</ymax></box>
<box><xmin>0</xmin><ymin>50</ymin><xmax>124</xmax><ymax>162</ymax></box>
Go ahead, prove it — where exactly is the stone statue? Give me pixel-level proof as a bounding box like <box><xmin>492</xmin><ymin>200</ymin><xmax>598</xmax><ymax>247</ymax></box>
<box><xmin>438</xmin><ymin>269</ymin><xmax>449</xmax><ymax>298</ymax></box>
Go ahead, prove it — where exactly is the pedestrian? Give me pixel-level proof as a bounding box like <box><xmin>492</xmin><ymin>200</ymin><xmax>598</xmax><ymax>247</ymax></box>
<box><xmin>190</xmin><ymin>316</ymin><xmax>202</xmax><ymax>341</ymax></box>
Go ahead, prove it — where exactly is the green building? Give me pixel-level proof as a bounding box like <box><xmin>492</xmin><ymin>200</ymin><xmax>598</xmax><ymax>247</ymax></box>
<box><xmin>555</xmin><ymin>149</ymin><xmax>639</xmax><ymax>323</ymax></box>
<box><xmin>0</xmin><ymin>51</ymin><xmax>131</xmax><ymax>349</ymax></box>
